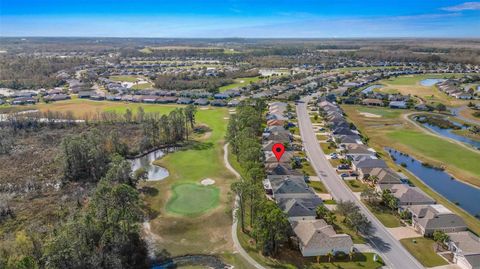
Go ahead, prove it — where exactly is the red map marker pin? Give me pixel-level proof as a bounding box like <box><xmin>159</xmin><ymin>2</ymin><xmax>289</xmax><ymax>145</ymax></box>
<box><xmin>272</xmin><ymin>143</ymin><xmax>286</xmax><ymax>162</ymax></box>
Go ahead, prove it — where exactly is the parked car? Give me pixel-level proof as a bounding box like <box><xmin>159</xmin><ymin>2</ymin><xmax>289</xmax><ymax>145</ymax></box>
<box><xmin>349</xmin><ymin>172</ymin><xmax>359</xmax><ymax>177</ymax></box>
<box><xmin>340</xmin><ymin>173</ymin><xmax>349</xmax><ymax>178</ymax></box>
<box><xmin>337</xmin><ymin>164</ymin><xmax>350</xmax><ymax>170</ymax></box>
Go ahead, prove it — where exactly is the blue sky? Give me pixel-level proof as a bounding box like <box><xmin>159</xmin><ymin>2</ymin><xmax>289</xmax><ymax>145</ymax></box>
<box><xmin>0</xmin><ymin>0</ymin><xmax>479</xmax><ymax>37</ymax></box>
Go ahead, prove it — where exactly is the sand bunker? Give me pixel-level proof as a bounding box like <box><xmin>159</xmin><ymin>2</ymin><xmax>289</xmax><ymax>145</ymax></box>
<box><xmin>359</xmin><ymin>112</ymin><xmax>381</xmax><ymax>118</ymax></box>
<box><xmin>201</xmin><ymin>178</ymin><xmax>215</xmax><ymax>186</ymax></box>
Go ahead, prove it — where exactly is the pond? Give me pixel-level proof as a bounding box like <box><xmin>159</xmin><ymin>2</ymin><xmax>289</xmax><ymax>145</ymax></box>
<box><xmin>361</xmin><ymin>84</ymin><xmax>383</xmax><ymax>94</ymax></box>
<box><xmin>386</xmin><ymin>148</ymin><xmax>480</xmax><ymax>218</ymax></box>
<box><xmin>130</xmin><ymin>149</ymin><xmax>169</xmax><ymax>181</ymax></box>
<box><xmin>420</xmin><ymin>78</ymin><xmax>446</xmax><ymax>87</ymax></box>
<box><xmin>415</xmin><ymin>116</ymin><xmax>480</xmax><ymax>149</ymax></box>
<box><xmin>421</xmin><ymin>122</ymin><xmax>480</xmax><ymax>149</ymax></box>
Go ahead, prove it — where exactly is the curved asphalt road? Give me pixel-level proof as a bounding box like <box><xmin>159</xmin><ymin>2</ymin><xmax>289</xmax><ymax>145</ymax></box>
<box><xmin>297</xmin><ymin>97</ymin><xmax>424</xmax><ymax>269</ymax></box>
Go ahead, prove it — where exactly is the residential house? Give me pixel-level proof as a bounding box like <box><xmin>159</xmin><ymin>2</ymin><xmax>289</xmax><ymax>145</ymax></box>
<box><xmin>409</xmin><ymin>204</ymin><xmax>467</xmax><ymax>236</ymax></box>
<box><xmin>177</xmin><ymin>97</ymin><xmax>193</xmax><ymax>104</ymax></box>
<box><xmin>194</xmin><ymin>98</ymin><xmax>209</xmax><ymax>106</ymax></box>
<box><xmin>210</xmin><ymin>99</ymin><xmax>227</xmax><ymax>107</ymax></box>
<box><xmin>264</xmin><ymin>150</ymin><xmax>294</xmax><ymax>164</ymax></box>
<box><xmin>447</xmin><ymin>231</ymin><xmax>480</xmax><ymax>269</ymax></box>
<box><xmin>389</xmin><ymin>101</ymin><xmax>407</xmax><ymax>109</ymax></box>
<box><xmin>11</xmin><ymin>97</ymin><xmax>36</xmax><ymax>105</ymax></box>
<box><xmin>78</xmin><ymin>91</ymin><xmax>93</xmax><ymax>99</ymax></box>
<box><xmin>44</xmin><ymin>94</ymin><xmax>71</xmax><ymax>102</ymax></box>
<box><xmin>276</xmin><ymin>196</ymin><xmax>323</xmax><ymax>221</ymax></box>
<box><xmin>390</xmin><ymin>184</ymin><xmax>436</xmax><ymax>208</ymax></box>
<box><xmin>351</xmin><ymin>156</ymin><xmax>388</xmax><ymax>177</ymax></box>
<box><xmin>344</xmin><ymin>144</ymin><xmax>376</xmax><ymax>159</ymax></box>
<box><xmin>264</xmin><ymin>163</ymin><xmax>301</xmax><ymax>176</ymax></box>
<box><xmin>263</xmin><ymin>175</ymin><xmax>313</xmax><ymax>198</ymax></box>
<box><xmin>292</xmin><ymin>219</ymin><xmax>353</xmax><ymax>257</ymax></box>
<box><xmin>362</xmin><ymin>99</ymin><xmax>384</xmax><ymax>106</ymax></box>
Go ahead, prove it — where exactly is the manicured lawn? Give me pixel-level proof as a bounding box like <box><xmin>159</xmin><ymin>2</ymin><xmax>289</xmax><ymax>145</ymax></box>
<box><xmin>131</xmin><ymin>82</ymin><xmax>153</xmax><ymax>90</ymax></box>
<box><xmin>345</xmin><ymin>180</ymin><xmax>370</xmax><ymax>193</ymax></box>
<box><xmin>400</xmin><ymin>237</ymin><xmax>448</xmax><ymax>267</ymax></box>
<box><xmin>316</xmin><ymin>134</ymin><xmax>328</xmax><ymax>140</ymax></box>
<box><xmin>307</xmin><ymin>180</ymin><xmax>328</xmax><ymax>193</ymax></box>
<box><xmin>310</xmin><ymin>115</ymin><xmax>323</xmax><ymax>123</ymax></box>
<box><xmin>328</xmin><ymin>158</ymin><xmax>342</xmax><ymax>168</ymax></box>
<box><xmin>365</xmin><ymin>204</ymin><xmax>402</xmax><ymax>228</ymax></box>
<box><xmin>301</xmin><ymin>161</ymin><xmax>316</xmax><ymax>176</ymax></box>
<box><xmin>219</xmin><ymin>76</ymin><xmax>261</xmax><ymax>92</ymax></box>
<box><xmin>109</xmin><ymin>75</ymin><xmax>140</xmax><ymax>82</ymax></box>
<box><xmin>166</xmin><ymin>183</ymin><xmax>220</xmax><ymax>216</ymax></box>
<box><xmin>387</xmin><ymin>129</ymin><xmax>480</xmax><ymax>181</ymax></box>
<box><xmin>332</xmin><ymin>214</ymin><xmax>366</xmax><ymax>244</ymax></box>
<box><xmin>320</xmin><ymin>142</ymin><xmax>336</xmax><ymax>155</ymax></box>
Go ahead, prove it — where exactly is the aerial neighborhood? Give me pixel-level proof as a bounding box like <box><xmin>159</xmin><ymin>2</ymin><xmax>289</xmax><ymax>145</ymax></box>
<box><xmin>1</xmin><ymin>36</ymin><xmax>480</xmax><ymax>269</ymax></box>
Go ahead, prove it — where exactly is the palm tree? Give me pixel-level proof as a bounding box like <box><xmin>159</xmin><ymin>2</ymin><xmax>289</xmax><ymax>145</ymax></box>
<box><xmin>326</xmin><ymin>211</ymin><xmax>337</xmax><ymax>225</ymax></box>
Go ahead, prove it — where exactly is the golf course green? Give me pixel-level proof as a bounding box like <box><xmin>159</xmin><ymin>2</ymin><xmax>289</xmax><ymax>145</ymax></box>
<box><xmin>166</xmin><ymin>183</ymin><xmax>220</xmax><ymax>216</ymax></box>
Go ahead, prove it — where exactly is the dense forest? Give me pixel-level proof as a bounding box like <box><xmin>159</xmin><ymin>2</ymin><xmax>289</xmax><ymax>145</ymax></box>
<box><xmin>0</xmin><ymin>106</ymin><xmax>198</xmax><ymax>268</ymax></box>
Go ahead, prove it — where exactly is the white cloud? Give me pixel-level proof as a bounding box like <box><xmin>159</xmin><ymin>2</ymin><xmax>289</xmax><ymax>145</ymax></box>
<box><xmin>442</xmin><ymin>2</ymin><xmax>480</xmax><ymax>11</ymax></box>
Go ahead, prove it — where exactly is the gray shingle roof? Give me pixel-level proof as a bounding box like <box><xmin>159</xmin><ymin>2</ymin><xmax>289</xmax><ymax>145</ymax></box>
<box><xmin>293</xmin><ymin>219</ymin><xmax>353</xmax><ymax>251</ymax></box>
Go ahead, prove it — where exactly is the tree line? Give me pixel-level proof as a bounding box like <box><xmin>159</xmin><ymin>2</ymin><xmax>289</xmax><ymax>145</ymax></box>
<box><xmin>228</xmin><ymin>99</ymin><xmax>291</xmax><ymax>256</ymax></box>
<box><xmin>0</xmin><ymin>54</ymin><xmax>92</xmax><ymax>89</ymax></box>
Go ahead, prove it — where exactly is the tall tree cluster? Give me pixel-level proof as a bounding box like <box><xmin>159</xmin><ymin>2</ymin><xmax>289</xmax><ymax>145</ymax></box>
<box><xmin>61</xmin><ymin>129</ymin><xmax>128</xmax><ymax>183</ymax></box>
<box><xmin>43</xmin><ymin>168</ymin><xmax>148</xmax><ymax>268</ymax></box>
<box><xmin>228</xmin><ymin>99</ymin><xmax>290</xmax><ymax>256</ymax></box>
<box><xmin>139</xmin><ymin>105</ymin><xmax>196</xmax><ymax>151</ymax></box>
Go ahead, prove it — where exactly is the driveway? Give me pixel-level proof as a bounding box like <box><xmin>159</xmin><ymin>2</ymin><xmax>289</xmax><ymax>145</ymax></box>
<box><xmin>387</xmin><ymin>227</ymin><xmax>421</xmax><ymax>240</ymax></box>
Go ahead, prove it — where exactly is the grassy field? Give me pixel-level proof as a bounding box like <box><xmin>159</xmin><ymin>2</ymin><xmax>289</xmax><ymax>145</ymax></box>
<box><xmin>341</xmin><ymin>104</ymin><xmax>480</xmax><ymax>235</ymax></box>
<box><xmin>34</xmin><ymin>99</ymin><xmax>183</xmax><ymax>118</ymax></box>
<box><xmin>387</xmin><ymin>129</ymin><xmax>480</xmax><ymax>179</ymax></box>
<box><xmin>400</xmin><ymin>238</ymin><xmax>448</xmax><ymax>267</ymax></box>
<box><xmin>109</xmin><ymin>75</ymin><xmax>141</xmax><ymax>82</ymax></box>
<box><xmin>166</xmin><ymin>183</ymin><xmax>220</xmax><ymax>216</ymax></box>
<box><xmin>131</xmin><ymin>82</ymin><xmax>153</xmax><ymax>90</ymax></box>
<box><xmin>365</xmin><ymin>204</ymin><xmax>402</xmax><ymax>228</ymax></box>
<box><xmin>218</xmin><ymin>76</ymin><xmax>261</xmax><ymax>92</ymax></box>
<box><xmin>376</xmin><ymin>73</ymin><xmax>470</xmax><ymax>107</ymax></box>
